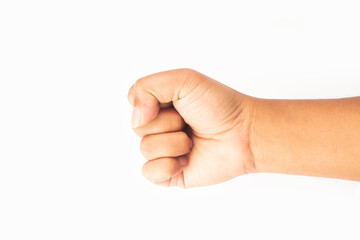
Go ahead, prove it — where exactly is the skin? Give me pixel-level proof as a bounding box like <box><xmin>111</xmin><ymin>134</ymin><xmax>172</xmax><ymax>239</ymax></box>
<box><xmin>128</xmin><ymin>68</ymin><xmax>360</xmax><ymax>188</ymax></box>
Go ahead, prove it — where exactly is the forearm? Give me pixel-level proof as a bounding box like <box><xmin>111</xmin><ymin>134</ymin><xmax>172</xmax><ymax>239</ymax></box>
<box><xmin>249</xmin><ymin>96</ymin><xmax>360</xmax><ymax>181</ymax></box>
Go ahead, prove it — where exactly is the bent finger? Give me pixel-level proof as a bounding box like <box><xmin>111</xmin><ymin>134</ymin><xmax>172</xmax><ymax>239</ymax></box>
<box><xmin>142</xmin><ymin>157</ymin><xmax>187</xmax><ymax>184</ymax></box>
<box><xmin>134</xmin><ymin>108</ymin><xmax>185</xmax><ymax>137</ymax></box>
<box><xmin>140</xmin><ymin>131</ymin><xmax>193</xmax><ymax>160</ymax></box>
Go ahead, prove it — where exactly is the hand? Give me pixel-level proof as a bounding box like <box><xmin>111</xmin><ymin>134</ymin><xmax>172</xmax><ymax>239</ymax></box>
<box><xmin>128</xmin><ymin>69</ymin><xmax>255</xmax><ymax>188</ymax></box>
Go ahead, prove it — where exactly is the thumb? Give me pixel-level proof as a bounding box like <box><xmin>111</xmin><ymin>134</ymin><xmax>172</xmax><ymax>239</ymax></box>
<box><xmin>129</xmin><ymin>68</ymin><xmax>203</xmax><ymax>128</ymax></box>
<box><xmin>130</xmin><ymin>83</ymin><xmax>159</xmax><ymax>129</ymax></box>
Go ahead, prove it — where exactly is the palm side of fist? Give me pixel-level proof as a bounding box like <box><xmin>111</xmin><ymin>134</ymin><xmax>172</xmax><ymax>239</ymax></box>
<box><xmin>128</xmin><ymin>69</ymin><xmax>255</xmax><ymax>188</ymax></box>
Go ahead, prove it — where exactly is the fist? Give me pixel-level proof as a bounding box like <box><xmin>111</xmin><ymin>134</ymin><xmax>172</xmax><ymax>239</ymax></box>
<box><xmin>128</xmin><ymin>69</ymin><xmax>255</xmax><ymax>188</ymax></box>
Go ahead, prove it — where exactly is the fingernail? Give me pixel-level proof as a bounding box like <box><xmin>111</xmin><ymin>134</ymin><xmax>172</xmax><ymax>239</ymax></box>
<box><xmin>131</xmin><ymin>107</ymin><xmax>143</xmax><ymax>128</ymax></box>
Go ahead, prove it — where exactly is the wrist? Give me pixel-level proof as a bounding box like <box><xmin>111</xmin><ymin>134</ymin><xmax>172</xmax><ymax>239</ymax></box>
<box><xmin>246</xmin><ymin>96</ymin><xmax>270</xmax><ymax>174</ymax></box>
<box><xmin>236</xmin><ymin>94</ymin><xmax>260</xmax><ymax>175</ymax></box>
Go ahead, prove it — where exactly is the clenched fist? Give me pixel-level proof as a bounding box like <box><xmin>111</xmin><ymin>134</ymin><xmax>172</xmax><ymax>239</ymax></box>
<box><xmin>128</xmin><ymin>69</ymin><xmax>360</xmax><ymax>188</ymax></box>
<box><xmin>128</xmin><ymin>69</ymin><xmax>255</xmax><ymax>188</ymax></box>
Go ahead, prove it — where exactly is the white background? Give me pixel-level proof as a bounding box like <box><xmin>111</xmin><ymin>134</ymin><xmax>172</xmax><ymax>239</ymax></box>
<box><xmin>1</xmin><ymin>0</ymin><xmax>360</xmax><ymax>239</ymax></box>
